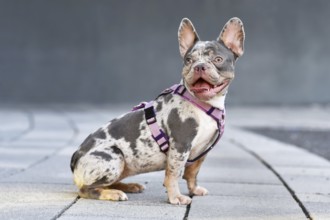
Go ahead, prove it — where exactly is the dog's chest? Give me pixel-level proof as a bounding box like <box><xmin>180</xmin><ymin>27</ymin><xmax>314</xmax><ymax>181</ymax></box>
<box><xmin>189</xmin><ymin>108</ymin><xmax>218</xmax><ymax>159</ymax></box>
<box><xmin>156</xmin><ymin>95</ymin><xmax>219</xmax><ymax>159</ymax></box>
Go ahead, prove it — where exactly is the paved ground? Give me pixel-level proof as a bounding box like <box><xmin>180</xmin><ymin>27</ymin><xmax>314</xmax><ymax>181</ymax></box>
<box><xmin>0</xmin><ymin>104</ymin><xmax>330</xmax><ymax>220</ymax></box>
<box><xmin>247</xmin><ymin>127</ymin><xmax>330</xmax><ymax>161</ymax></box>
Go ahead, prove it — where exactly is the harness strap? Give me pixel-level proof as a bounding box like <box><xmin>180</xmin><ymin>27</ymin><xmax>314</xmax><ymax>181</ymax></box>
<box><xmin>144</xmin><ymin>101</ymin><xmax>170</xmax><ymax>152</ymax></box>
<box><xmin>170</xmin><ymin>84</ymin><xmax>224</xmax><ymax>122</ymax></box>
<box><xmin>133</xmin><ymin>84</ymin><xmax>225</xmax><ymax>165</ymax></box>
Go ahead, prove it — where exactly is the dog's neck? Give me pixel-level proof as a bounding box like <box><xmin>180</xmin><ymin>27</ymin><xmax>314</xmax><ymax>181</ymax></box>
<box><xmin>181</xmin><ymin>80</ymin><xmax>226</xmax><ymax>110</ymax></box>
<box><xmin>205</xmin><ymin>94</ymin><xmax>226</xmax><ymax>110</ymax></box>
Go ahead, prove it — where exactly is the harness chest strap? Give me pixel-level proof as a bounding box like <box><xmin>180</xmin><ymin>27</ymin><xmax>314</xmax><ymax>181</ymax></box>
<box><xmin>133</xmin><ymin>84</ymin><xmax>225</xmax><ymax>164</ymax></box>
<box><xmin>144</xmin><ymin>101</ymin><xmax>170</xmax><ymax>152</ymax></box>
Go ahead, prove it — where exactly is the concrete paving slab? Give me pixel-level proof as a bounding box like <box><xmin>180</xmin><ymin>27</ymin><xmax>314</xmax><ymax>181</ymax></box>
<box><xmin>276</xmin><ymin>167</ymin><xmax>330</xmax><ymax>195</ymax></box>
<box><xmin>204</xmin><ymin>142</ymin><xmax>268</xmax><ymax>169</ymax></box>
<box><xmin>197</xmin><ymin>182</ymin><xmax>289</xmax><ymax>198</ymax></box>
<box><xmin>60</xmin><ymin>199</ymin><xmax>186</xmax><ymax>220</ymax></box>
<box><xmin>247</xmin><ymin>127</ymin><xmax>330</xmax><ymax>162</ymax></box>
<box><xmin>0</xmin><ymin>182</ymin><xmax>77</xmax><ymax>220</ymax></box>
<box><xmin>188</xmin><ymin>195</ymin><xmax>307</xmax><ymax>220</ymax></box>
<box><xmin>197</xmin><ymin>166</ymin><xmax>281</xmax><ymax>185</ymax></box>
<box><xmin>255</xmin><ymin>151</ymin><xmax>330</xmax><ymax>168</ymax></box>
<box><xmin>298</xmin><ymin>194</ymin><xmax>330</xmax><ymax>220</ymax></box>
<box><xmin>0</xmin><ymin>168</ymin><xmax>21</xmax><ymax>179</ymax></box>
<box><xmin>0</xmin><ymin>146</ymin><xmax>54</xmax><ymax>155</ymax></box>
<box><xmin>3</xmin><ymin>140</ymin><xmax>68</xmax><ymax>148</ymax></box>
<box><xmin>224</xmin><ymin>126</ymin><xmax>330</xmax><ymax>220</ymax></box>
<box><xmin>197</xmin><ymin>140</ymin><xmax>282</xmax><ymax>185</ymax></box>
<box><xmin>2</xmin><ymin>105</ymin><xmax>330</xmax><ymax>219</ymax></box>
<box><xmin>0</xmin><ymin>109</ymin><xmax>30</xmax><ymax>141</ymax></box>
<box><xmin>2</xmin><ymin>153</ymin><xmax>73</xmax><ymax>185</ymax></box>
<box><xmin>21</xmin><ymin>131</ymin><xmax>73</xmax><ymax>142</ymax></box>
<box><xmin>226</xmin><ymin>128</ymin><xmax>330</xmax><ymax>168</ymax></box>
<box><xmin>0</xmin><ymin>153</ymin><xmax>46</xmax><ymax>169</ymax></box>
<box><xmin>227</xmin><ymin>106</ymin><xmax>330</xmax><ymax>129</ymax></box>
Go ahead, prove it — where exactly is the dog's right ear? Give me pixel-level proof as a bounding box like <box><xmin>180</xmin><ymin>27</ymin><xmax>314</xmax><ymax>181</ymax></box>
<box><xmin>178</xmin><ymin>18</ymin><xmax>200</xmax><ymax>58</ymax></box>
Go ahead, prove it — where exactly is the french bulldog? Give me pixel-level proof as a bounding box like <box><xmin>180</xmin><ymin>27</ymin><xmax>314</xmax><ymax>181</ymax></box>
<box><xmin>70</xmin><ymin>17</ymin><xmax>245</xmax><ymax>205</ymax></box>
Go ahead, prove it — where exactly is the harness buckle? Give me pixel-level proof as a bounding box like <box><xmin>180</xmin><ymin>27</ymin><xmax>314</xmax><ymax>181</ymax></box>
<box><xmin>174</xmin><ymin>85</ymin><xmax>186</xmax><ymax>95</ymax></box>
<box><xmin>153</xmin><ymin>130</ymin><xmax>170</xmax><ymax>152</ymax></box>
<box><xmin>160</xmin><ymin>143</ymin><xmax>169</xmax><ymax>152</ymax></box>
<box><xmin>146</xmin><ymin>117</ymin><xmax>157</xmax><ymax>125</ymax></box>
<box><xmin>144</xmin><ymin>105</ymin><xmax>157</xmax><ymax>125</ymax></box>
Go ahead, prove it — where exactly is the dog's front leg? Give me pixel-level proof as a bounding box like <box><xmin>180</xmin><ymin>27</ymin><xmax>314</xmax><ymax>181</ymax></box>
<box><xmin>183</xmin><ymin>156</ymin><xmax>208</xmax><ymax>196</ymax></box>
<box><xmin>163</xmin><ymin>149</ymin><xmax>192</xmax><ymax>205</ymax></box>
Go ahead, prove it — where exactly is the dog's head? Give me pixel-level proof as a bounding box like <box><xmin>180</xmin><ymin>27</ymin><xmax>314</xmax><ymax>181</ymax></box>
<box><xmin>178</xmin><ymin>17</ymin><xmax>245</xmax><ymax>106</ymax></box>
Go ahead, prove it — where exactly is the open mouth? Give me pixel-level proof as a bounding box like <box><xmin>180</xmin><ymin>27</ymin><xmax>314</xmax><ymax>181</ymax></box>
<box><xmin>190</xmin><ymin>78</ymin><xmax>229</xmax><ymax>99</ymax></box>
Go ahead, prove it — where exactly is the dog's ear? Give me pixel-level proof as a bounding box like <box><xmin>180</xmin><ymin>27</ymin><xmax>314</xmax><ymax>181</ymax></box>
<box><xmin>217</xmin><ymin>17</ymin><xmax>245</xmax><ymax>58</ymax></box>
<box><xmin>178</xmin><ymin>18</ymin><xmax>200</xmax><ymax>58</ymax></box>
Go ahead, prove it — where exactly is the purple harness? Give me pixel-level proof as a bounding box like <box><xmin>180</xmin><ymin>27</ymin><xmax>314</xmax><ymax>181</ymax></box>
<box><xmin>133</xmin><ymin>84</ymin><xmax>225</xmax><ymax>165</ymax></box>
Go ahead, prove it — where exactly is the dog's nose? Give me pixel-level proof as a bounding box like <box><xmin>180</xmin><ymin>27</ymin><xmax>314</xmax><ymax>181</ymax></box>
<box><xmin>194</xmin><ymin>64</ymin><xmax>206</xmax><ymax>74</ymax></box>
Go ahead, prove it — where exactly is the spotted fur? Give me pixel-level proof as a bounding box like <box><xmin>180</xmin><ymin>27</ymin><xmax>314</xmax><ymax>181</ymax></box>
<box><xmin>70</xmin><ymin>17</ymin><xmax>245</xmax><ymax>205</ymax></box>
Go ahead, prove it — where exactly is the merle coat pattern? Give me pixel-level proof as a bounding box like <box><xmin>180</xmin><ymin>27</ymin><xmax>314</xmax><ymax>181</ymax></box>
<box><xmin>70</xmin><ymin>17</ymin><xmax>245</xmax><ymax>205</ymax></box>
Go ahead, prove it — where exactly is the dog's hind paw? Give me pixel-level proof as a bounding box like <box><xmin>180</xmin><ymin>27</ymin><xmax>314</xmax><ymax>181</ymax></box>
<box><xmin>191</xmin><ymin>186</ymin><xmax>208</xmax><ymax>196</ymax></box>
<box><xmin>98</xmin><ymin>189</ymin><xmax>128</xmax><ymax>201</ymax></box>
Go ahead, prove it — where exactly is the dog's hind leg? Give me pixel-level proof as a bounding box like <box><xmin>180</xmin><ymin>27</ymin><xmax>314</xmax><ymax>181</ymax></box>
<box><xmin>73</xmin><ymin>145</ymin><xmax>129</xmax><ymax>201</ymax></box>
<box><xmin>78</xmin><ymin>182</ymin><xmax>145</xmax><ymax>200</ymax></box>
<box><xmin>79</xmin><ymin>186</ymin><xmax>128</xmax><ymax>201</ymax></box>
<box><xmin>110</xmin><ymin>182</ymin><xmax>145</xmax><ymax>193</ymax></box>
<box><xmin>183</xmin><ymin>156</ymin><xmax>208</xmax><ymax>196</ymax></box>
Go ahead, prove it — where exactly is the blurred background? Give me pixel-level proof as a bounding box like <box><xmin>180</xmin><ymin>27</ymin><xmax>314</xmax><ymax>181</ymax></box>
<box><xmin>1</xmin><ymin>0</ymin><xmax>330</xmax><ymax>106</ymax></box>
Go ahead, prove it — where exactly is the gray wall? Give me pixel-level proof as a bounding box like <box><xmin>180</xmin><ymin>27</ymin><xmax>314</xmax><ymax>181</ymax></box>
<box><xmin>1</xmin><ymin>0</ymin><xmax>330</xmax><ymax>105</ymax></box>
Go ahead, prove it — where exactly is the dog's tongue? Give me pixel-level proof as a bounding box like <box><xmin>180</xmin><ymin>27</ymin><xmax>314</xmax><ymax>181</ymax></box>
<box><xmin>191</xmin><ymin>80</ymin><xmax>212</xmax><ymax>92</ymax></box>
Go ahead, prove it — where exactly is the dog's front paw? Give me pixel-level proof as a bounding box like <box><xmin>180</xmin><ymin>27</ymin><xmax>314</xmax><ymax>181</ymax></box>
<box><xmin>191</xmin><ymin>186</ymin><xmax>208</xmax><ymax>196</ymax></box>
<box><xmin>169</xmin><ymin>194</ymin><xmax>192</xmax><ymax>205</ymax></box>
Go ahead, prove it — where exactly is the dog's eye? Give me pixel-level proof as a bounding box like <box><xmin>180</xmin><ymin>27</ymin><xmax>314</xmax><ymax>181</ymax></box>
<box><xmin>214</xmin><ymin>57</ymin><xmax>223</xmax><ymax>63</ymax></box>
<box><xmin>185</xmin><ymin>57</ymin><xmax>192</xmax><ymax>64</ymax></box>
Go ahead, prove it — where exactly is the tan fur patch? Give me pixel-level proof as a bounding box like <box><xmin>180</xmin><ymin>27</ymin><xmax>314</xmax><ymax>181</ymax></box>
<box><xmin>79</xmin><ymin>187</ymin><xmax>128</xmax><ymax>201</ymax></box>
<box><xmin>183</xmin><ymin>156</ymin><xmax>206</xmax><ymax>195</ymax></box>
<box><xmin>111</xmin><ymin>182</ymin><xmax>145</xmax><ymax>193</ymax></box>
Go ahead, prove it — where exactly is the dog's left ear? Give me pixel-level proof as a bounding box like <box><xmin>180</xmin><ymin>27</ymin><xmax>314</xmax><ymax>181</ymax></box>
<box><xmin>178</xmin><ymin>18</ymin><xmax>200</xmax><ymax>58</ymax></box>
<box><xmin>217</xmin><ymin>17</ymin><xmax>245</xmax><ymax>58</ymax></box>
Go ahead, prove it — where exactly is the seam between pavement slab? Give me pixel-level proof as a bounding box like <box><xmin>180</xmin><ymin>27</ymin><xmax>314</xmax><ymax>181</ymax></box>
<box><xmin>9</xmin><ymin>108</ymin><xmax>35</xmax><ymax>142</ymax></box>
<box><xmin>51</xmin><ymin>196</ymin><xmax>80</xmax><ymax>220</ymax></box>
<box><xmin>225</xmin><ymin>125</ymin><xmax>330</xmax><ymax>220</ymax></box>
<box><xmin>3</xmin><ymin>107</ymin><xmax>79</xmax><ymax>179</ymax></box>
<box><xmin>0</xmin><ymin>108</ymin><xmax>35</xmax><ymax>178</ymax></box>
<box><xmin>183</xmin><ymin>198</ymin><xmax>192</xmax><ymax>220</ymax></box>
<box><xmin>34</xmin><ymin>107</ymin><xmax>81</xmax><ymax>220</ymax></box>
<box><xmin>2</xmin><ymin>106</ymin><xmax>329</xmax><ymax>219</ymax></box>
<box><xmin>231</xmin><ymin>139</ymin><xmax>313</xmax><ymax>220</ymax></box>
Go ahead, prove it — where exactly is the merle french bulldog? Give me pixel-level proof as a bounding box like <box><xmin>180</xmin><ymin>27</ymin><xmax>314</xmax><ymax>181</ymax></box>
<box><xmin>70</xmin><ymin>17</ymin><xmax>245</xmax><ymax>205</ymax></box>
